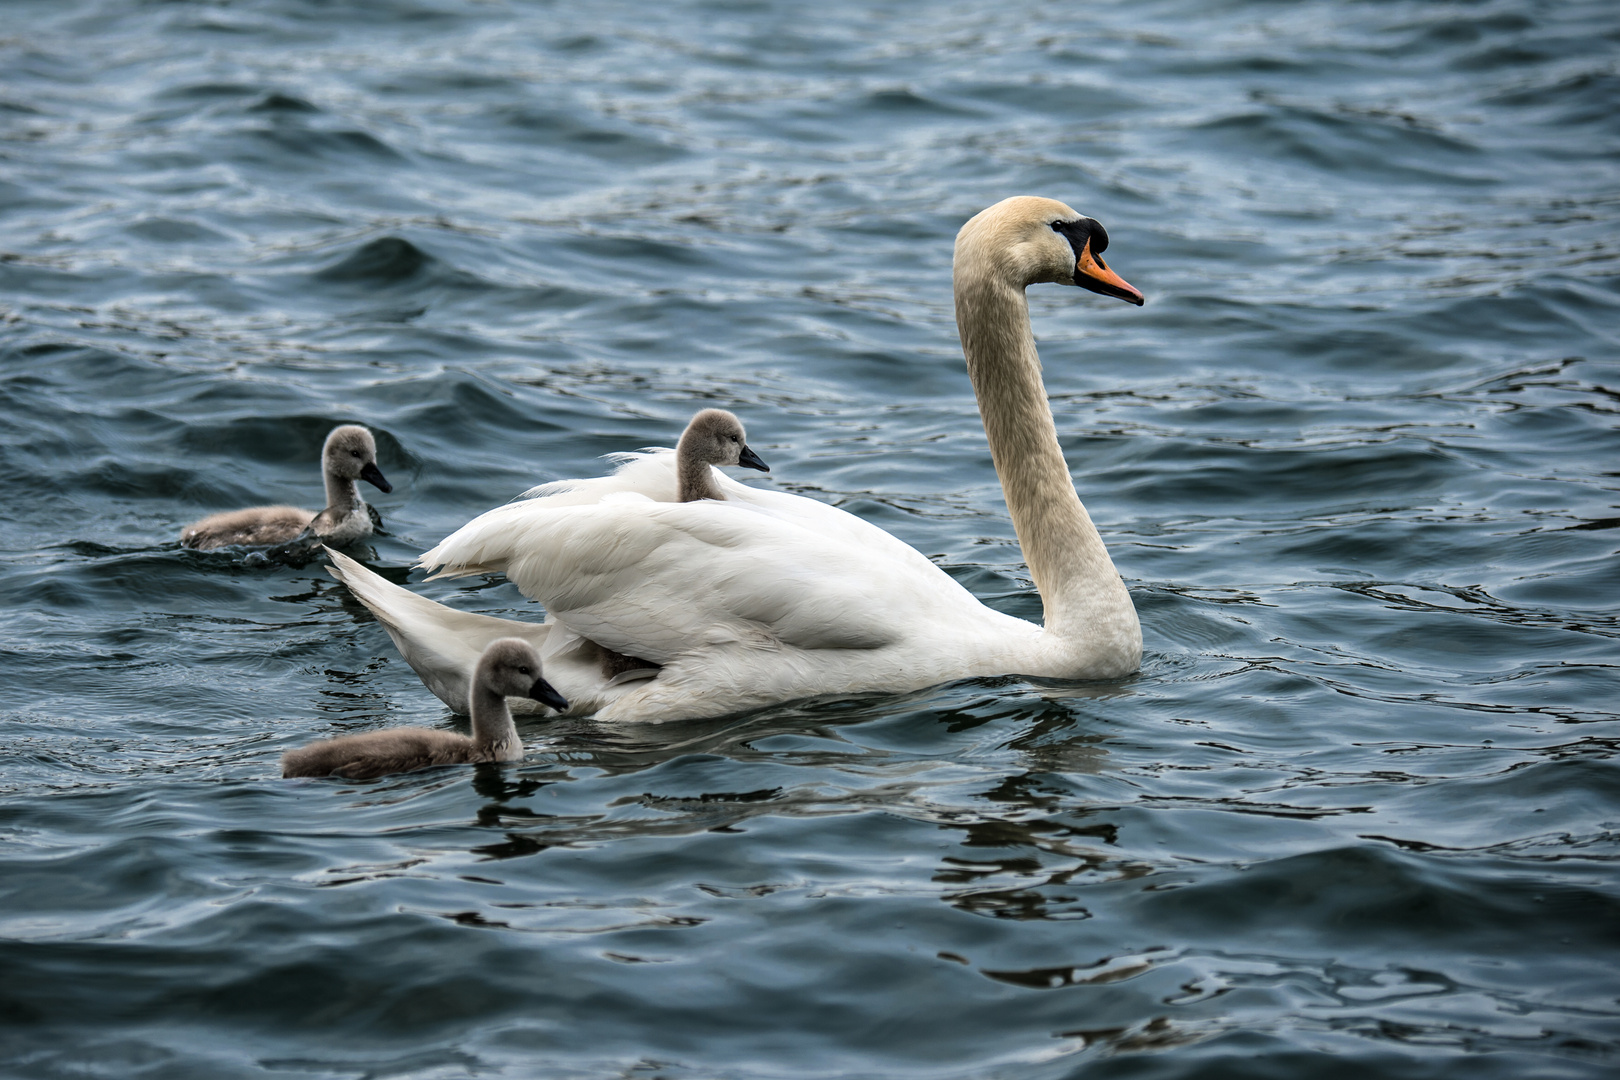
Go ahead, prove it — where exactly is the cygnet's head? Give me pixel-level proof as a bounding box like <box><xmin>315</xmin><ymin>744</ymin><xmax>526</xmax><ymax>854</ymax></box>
<box><xmin>677</xmin><ymin>409</ymin><xmax>769</xmax><ymax>472</ymax></box>
<box><xmin>323</xmin><ymin>425</ymin><xmax>393</xmax><ymax>492</ymax></box>
<box><xmin>478</xmin><ymin>638</ymin><xmax>567</xmax><ymax>710</ymax></box>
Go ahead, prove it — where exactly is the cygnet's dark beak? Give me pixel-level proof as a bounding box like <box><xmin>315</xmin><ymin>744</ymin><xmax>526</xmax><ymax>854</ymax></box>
<box><xmin>359</xmin><ymin>461</ymin><xmax>393</xmax><ymax>493</ymax></box>
<box><xmin>529</xmin><ymin>678</ymin><xmax>568</xmax><ymax>712</ymax></box>
<box><xmin>737</xmin><ymin>445</ymin><xmax>770</xmax><ymax>472</ymax></box>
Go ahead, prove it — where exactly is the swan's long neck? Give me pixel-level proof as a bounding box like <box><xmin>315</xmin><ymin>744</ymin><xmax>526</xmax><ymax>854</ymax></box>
<box><xmin>468</xmin><ymin>681</ymin><xmax>519</xmax><ymax>752</ymax></box>
<box><xmin>954</xmin><ymin>270</ymin><xmax>1136</xmax><ymax>652</ymax></box>
<box><xmin>323</xmin><ymin>468</ymin><xmax>361</xmax><ymax>516</ymax></box>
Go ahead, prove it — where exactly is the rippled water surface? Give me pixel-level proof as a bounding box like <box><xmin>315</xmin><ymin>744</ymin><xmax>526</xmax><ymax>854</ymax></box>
<box><xmin>3</xmin><ymin>1</ymin><xmax>1619</xmax><ymax>1077</ymax></box>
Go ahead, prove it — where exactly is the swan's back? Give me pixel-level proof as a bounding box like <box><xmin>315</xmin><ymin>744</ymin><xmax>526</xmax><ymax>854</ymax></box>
<box><xmin>434</xmin><ymin>450</ymin><xmax>946</xmax><ymax>583</ymax></box>
<box><xmin>519</xmin><ymin>450</ymin><xmax>680</xmax><ymax>504</ymax></box>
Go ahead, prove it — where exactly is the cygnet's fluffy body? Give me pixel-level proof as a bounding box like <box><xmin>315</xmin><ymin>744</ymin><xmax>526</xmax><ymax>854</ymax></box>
<box><xmin>181</xmin><ymin>425</ymin><xmax>392</xmax><ymax>550</ymax></box>
<box><xmin>281</xmin><ymin>638</ymin><xmax>566</xmax><ymax>780</ymax></box>
<box><xmin>675</xmin><ymin>408</ymin><xmax>769</xmax><ymax>501</ymax></box>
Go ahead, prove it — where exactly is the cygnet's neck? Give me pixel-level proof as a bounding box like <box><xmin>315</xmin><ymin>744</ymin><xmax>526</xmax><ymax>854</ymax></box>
<box><xmin>953</xmin><ymin>268</ymin><xmax>1134</xmax><ymax>647</ymax></box>
<box><xmin>468</xmin><ymin>682</ymin><xmax>521</xmax><ymax>754</ymax></box>
<box><xmin>677</xmin><ymin>454</ymin><xmax>722</xmax><ymax>502</ymax></box>
<box><xmin>323</xmin><ymin>467</ymin><xmax>363</xmax><ymax>517</ymax></box>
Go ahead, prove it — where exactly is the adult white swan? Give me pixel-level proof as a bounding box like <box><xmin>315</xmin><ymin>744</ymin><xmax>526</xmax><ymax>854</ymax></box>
<box><xmin>326</xmin><ymin>196</ymin><xmax>1145</xmax><ymax>722</ymax></box>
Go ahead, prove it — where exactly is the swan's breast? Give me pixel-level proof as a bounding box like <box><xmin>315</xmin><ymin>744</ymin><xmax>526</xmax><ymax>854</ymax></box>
<box><xmin>313</xmin><ymin>504</ymin><xmax>375</xmax><ymax>545</ymax></box>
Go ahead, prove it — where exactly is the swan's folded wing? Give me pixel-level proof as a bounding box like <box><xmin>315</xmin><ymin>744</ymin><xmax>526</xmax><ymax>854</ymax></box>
<box><xmin>516</xmin><ymin>450</ymin><xmax>680</xmax><ymax>505</ymax></box>
<box><xmin>421</xmin><ymin>500</ymin><xmax>957</xmax><ymax>663</ymax></box>
<box><xmin>713</xmin><ymin>474</ymin><xmax>976</xmax><ymax>590</ymax></box>
<box><xmin>434</xmin><ymin>452</ymin><xmax>943</xmax><ymax>588</ymax></box>
<box><xmin>512</xmin><ymin>450</ymin><xmax>920</xmax><ymax>569</ymax></box>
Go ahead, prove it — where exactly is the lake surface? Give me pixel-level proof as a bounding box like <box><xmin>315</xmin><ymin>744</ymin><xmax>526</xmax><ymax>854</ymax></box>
<box><xmin>2</xmin><ymin>1</ymin><xmax>1618</xmax><ymax>1077</ymax></box>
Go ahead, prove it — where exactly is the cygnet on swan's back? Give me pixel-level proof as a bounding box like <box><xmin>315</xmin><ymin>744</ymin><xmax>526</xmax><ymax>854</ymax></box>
<box><xmin>181</xmin><ymin>424</ymin><xmax>392</xmax><ymax>550</ymax></box>
<box><xmin>281</xmin><ymin>638</ymin><xmax>566</xmax><ymax>780</ymax></box>
<box><xmin>676</xmin><ymin>408</ymin><xmax>768</xmax><ymax>502</ymax></box>
<box><xmin>579</xmin><ymin>408</ymin><xmax>769</xmax><ymax>681</ymax></box>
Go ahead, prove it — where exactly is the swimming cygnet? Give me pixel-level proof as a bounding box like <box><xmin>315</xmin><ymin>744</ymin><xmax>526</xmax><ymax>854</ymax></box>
<box><xmin>180</xmin><ymin>424</ymin><xmax>392</xmax><ymax>550</ymax></box>
<box><xmin>676</xmin><ymin>408</ymin><xmax>769</xmax><ymax>502</ymax></box>
<box><xmin>281</xmin><ymin>638</ymin><xmax>566</xmax><ymax>780</ymax></box>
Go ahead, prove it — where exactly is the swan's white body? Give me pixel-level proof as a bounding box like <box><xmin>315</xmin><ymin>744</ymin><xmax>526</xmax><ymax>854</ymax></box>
<box><xmin>327</xmin><ymin>196</ymin><xmax>1142</xmax><ymax>722</ymax></box>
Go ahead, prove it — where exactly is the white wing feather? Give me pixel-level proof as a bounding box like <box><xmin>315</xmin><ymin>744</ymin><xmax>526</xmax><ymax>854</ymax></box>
<box><xmin>421</xmin><ymin>498</ymin><xmax>996</xmax><ymax>662</ymax></box>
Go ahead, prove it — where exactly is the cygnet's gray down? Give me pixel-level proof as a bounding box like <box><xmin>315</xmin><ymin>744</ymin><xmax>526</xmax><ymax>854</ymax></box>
<box><xmin>280</xmin><ymin>638</ymin><xmax>566</xmax><ymax>780</ymax></box>
<box><xmin>181</xmin><ymin>425</ymin><xmax>392</xmax><ymax>549</ymax></box>
<box><xmin>675</xmin><ymin>408</ymin><xmax>768</xmax><ymax>501</ymax></box>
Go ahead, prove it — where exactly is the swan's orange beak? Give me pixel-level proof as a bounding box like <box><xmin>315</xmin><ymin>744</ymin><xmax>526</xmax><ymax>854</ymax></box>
<box><xmin>1075</xmin><ymin>239</ymin><xmax>1144</xmax><ymax>306</ymax></box>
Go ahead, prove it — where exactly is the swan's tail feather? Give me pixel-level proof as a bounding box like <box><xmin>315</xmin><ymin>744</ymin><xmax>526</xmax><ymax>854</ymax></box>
<box><xmin>418</xmin><ymin>564</ymin><xmax>494</xmax><ymax>582</ymax></box>
<box><xmin>323</xmin><ymin>546</ymin><xmax>551</xmax><ymax>714</ymax></box>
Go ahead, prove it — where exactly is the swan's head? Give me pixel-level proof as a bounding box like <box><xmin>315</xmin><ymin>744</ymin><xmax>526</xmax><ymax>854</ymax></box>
<box><xmin>323</xmin><ymin>425</ymin><xmax>392</xmax><ymax>492</ymax></box>
<box><xmin>955</xmin><ymin>196</ymin><xmax>1143</xmax><ymax>306</ymax></box>
<box><xmin>478</xmin><ymin>637</ymin><xmax>568</xmax><ymax>710</ymax></box>
<box><xmin>678</xmin><ymin>408</ymin><xmax>770</xmax><ymax>473</ymax></box>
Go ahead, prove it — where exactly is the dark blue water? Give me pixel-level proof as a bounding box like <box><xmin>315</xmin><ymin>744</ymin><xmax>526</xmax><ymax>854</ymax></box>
<box><xmin>3</xmin><ymin>1</ymin><xmax>1618</xmax><ymax>1077</ymax></box>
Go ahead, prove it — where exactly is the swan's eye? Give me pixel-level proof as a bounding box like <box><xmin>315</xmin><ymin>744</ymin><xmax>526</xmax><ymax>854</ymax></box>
<box><xmin>730</xmin><ymin>434</ymin><xmax>740</xmax><ymax>443</ymax></box>
<box><xmin>518</xmin><ymin>666</ymin><xmax>531</xmax><ymax>675</ymax></box>
<box><xmin>351</xmin><ymin>450</ymin><xmax>362</xmax><ymax>458</ymax></box>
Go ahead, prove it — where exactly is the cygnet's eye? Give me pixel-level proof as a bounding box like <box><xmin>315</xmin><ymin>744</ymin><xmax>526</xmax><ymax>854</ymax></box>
<box><xmin>350</xmin><ymin>449</ymin><xmax>362</xmax><ymax>458</ymax></box>
<box><xmin>518</xmin><ymin>666</ymin><xmax>532</xmax><ymax>675</ymax></box>
<box><xmin>729</xmin><ymin>434</ymin><xmax>740</xmax><ymax>443</ymax></box>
